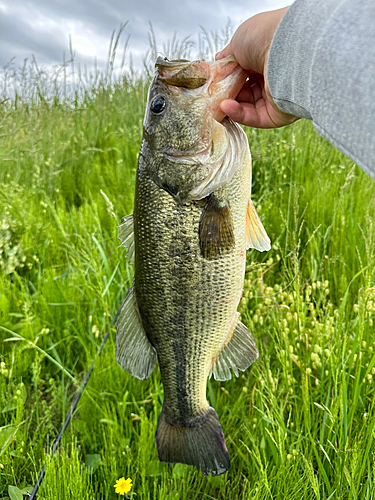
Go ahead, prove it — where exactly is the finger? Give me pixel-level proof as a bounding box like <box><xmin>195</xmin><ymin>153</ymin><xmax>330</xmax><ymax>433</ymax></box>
<box><xmin>250</xmin><ymin>82</ymin><xmax>263</xmax><ymax>103</ymax></box>
<box><xmin>220</xmin><ymin>99</ymin><xmax>260</xmax><ymax>127</ymax></box>
<box><xmin>220</xmin><ymin>99</ymin><xmax>280</xmax><ymax>129</ymax></box>
<box><xmin>236</xmin><ymin>81</ymin><xmax>256</xmax><ymax>105</ymax></box>
<box><xmin>247</xmin><ymin>71</ymin><xmax>262</xmax><ymax>85</ymax></box>
<box><xmin>254</xmin><ymin>73</ymin><xmax>267</xmax><ymax>101</ymax></box>
<box><xmin>234</xmin><ymin>81</ymin><xmax>264</xmax><ymax>107</ymax></box>
<box><xmin>215</xmin><ymin>44</ymin><xmax>232</xmax><ymax>60</ymax></box>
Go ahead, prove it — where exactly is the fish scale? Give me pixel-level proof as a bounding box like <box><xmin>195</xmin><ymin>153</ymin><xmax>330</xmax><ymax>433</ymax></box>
<box><xmin>115</xmin><ymin>56</ymin><xmax>271</xmax><ymax>476</ymax></box>
<box><xmin>134</xmin><ymin>148</ymin><xmax>248</xmax><ymax>421</ymax></box>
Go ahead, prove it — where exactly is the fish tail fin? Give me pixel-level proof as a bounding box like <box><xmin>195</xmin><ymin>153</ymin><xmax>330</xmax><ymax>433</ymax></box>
<box><xmin>155</xmin><ymin>407</ymin><xmax>230</xmax><ymax>476</ymax></box>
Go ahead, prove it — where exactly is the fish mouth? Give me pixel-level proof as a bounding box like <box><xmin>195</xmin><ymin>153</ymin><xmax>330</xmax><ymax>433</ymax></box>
<box><xmin>155</xmin><ymin>54</ymin><xmax>244</xmax><ymax>89</ymax></box>
<box><xmin>206</xmin><ymin>56</ymin><xmax>247</xmax><ymax>122</ymax></box>
<box><xmin>156</xmin><ymin>57</ymin><xmax>211</xmax><ymax>89</ymax></box>
<box><xmin>156</xmin><ymin>55</ymin><xmax>247</xmax><ymax>123</ymax></box>
<box><xmin>159</xmin><ymin>57</ymin><xmax>245</xmax><ymax>161</ymax></box>
<box><xmin>208</xmin><ymin>55</ymin><xmax>244</xmax><ymax>89</ymax></box>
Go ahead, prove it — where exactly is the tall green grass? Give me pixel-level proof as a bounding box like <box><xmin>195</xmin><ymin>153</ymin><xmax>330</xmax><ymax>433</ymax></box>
<box><xmin>1</xmin><ymin>26</ymin><xmax>375</xmax><ymax>500</ymax></box>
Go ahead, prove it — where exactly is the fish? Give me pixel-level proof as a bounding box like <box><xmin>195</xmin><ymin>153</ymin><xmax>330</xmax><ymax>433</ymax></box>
<box><xmin>115</xmin><ymin>55</ymin><xmax>271</xmax><ymax>476</ymax></box>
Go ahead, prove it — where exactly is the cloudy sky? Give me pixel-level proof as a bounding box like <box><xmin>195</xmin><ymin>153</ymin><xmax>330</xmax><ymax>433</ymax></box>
<box><xmin>0</xmin><ymin>0</ymin><xmax>290</xmax><ymax>72</ymax></box>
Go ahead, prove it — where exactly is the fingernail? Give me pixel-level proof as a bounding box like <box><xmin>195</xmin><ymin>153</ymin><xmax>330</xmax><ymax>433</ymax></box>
<box><xmin>215</xmin><ymin>51</ymin><xmax>222</xmax><ymax>60</ymax></box>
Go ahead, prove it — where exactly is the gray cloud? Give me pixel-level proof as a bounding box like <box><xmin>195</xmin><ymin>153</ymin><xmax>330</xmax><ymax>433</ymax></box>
<box><xmin>0</xmin><ymin>0</ymin><xmax>291</xmax><ymax>71</ymax></box>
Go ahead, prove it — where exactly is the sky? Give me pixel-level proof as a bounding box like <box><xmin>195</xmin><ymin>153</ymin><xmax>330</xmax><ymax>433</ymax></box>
<box><xmin>0</xmin><ymin>0</ymin><xmax>291</xmax><ymax>73</ymax></box>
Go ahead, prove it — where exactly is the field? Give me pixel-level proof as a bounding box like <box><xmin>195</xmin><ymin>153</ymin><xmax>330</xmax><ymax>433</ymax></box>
<box><xmin>1</xmin><ymin>48</ymin><xmax>375</xmax><ymax>499</ymax></box>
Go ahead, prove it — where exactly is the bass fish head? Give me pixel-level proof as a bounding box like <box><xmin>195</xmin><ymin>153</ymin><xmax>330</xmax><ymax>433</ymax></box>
<box><xmin>142</xmin><ymin>56</ymin><xmax>247</xmax><ymax>204</ymax></box>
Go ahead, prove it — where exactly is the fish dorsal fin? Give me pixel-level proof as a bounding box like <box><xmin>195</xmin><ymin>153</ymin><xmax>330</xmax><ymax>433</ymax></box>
<box><xmin>199</xmin><ymin>195</ymin><xmax>235</xmax><ymax>260</ymax></box>
<box><xmin>246</xmin><ymin>199</ymin><xmax>271</xmax><ymax>252</ymax></box>
<box><xmin>209</xmin><ymin>313</ymin><xmax>259</xmax><ymax>381</ymax></box>
<box><xmin>115</xmin><ymin>287</ymin><xmax>157</xmax><ymax>380</ymax></box>
<box><xmin>118</xmin><ymin>214</ymin><xmax>135</xmax><ymax>264</ymax></box>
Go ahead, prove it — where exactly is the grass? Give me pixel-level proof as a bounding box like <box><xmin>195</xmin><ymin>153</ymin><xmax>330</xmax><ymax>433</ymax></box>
<box><xmin>1</xmin><ymin>30</ymin><xmax>375</xmax><ymax>500</ymax></box>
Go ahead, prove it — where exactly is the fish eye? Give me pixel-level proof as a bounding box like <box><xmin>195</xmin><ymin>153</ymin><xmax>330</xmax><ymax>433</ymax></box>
<box><xmin>150</xmin><ymin>95</ymin><xmax>166</xmax><ymax>115</ymax></box>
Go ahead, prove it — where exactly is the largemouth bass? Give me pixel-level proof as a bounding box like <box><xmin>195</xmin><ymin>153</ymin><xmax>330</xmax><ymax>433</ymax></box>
<box><xmin>116</xmin><ymin>56</ymin><xmax>270</xmax><ymax>476</ymax></box>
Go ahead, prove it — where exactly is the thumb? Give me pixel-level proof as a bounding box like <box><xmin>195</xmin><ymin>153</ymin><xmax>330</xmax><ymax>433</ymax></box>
<box><xmin>215</xmin><ymin>44</ymin><xmax>232</xmax><ymax>60</ymax></box>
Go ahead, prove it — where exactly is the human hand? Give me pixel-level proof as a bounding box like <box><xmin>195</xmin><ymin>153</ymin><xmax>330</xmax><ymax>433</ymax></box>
<box><xmin>216</xmin><ymin>7</ymin><xmax>299</xmax><ymax>129</ymax></box>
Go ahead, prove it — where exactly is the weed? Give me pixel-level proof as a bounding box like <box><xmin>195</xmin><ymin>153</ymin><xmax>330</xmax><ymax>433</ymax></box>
<box><xmin>0</xmin><ymin>27</ymin><xmax>375</xmax><ymax>500</ymax></box>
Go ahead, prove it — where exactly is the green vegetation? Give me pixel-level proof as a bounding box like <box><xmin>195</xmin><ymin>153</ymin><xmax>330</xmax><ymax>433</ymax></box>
<box><xmin>1</xmin><ymin>35</ymin><xmax>375</xmax><ymax>499</ymax></box>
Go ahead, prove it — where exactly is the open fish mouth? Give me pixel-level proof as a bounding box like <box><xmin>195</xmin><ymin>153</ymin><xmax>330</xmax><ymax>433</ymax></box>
<box><xmin>208</xmin><ymin>55</ymin><xmax>244</xmax><ymax>87</ymax></box>
<box><xmin>207</xmin><ymin>57</ymin><xmax>247</xmax><ymax>122</ymax></box>
<box><xmin>156</xmin><ymin>55</ymin><xmax>247</xmax><ymax>122</ymax></box>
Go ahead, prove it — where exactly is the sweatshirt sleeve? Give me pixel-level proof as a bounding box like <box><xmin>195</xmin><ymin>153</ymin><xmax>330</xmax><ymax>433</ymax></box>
<box><xmin>267</xmin><ymin>0</ymin><xmax>375</xmax><ymax>179</ymax></box>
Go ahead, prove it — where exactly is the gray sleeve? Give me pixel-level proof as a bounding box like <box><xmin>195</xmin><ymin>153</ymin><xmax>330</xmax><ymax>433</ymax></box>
<box><xmin>267</xmin><ymin>0</ymin><xmax>375</xmax><ymax>179</ymax></box>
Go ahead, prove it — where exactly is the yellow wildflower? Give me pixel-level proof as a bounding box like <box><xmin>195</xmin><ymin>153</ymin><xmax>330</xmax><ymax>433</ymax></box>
<box><xmin>114</xmin><ymin>477</ymin><xmax>132</xmax><ymax>495</ymax></box>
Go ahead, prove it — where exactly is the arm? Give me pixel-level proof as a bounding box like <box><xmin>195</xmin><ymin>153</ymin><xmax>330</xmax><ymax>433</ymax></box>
<box><xmin>268</xmin><ymin>0</ymin><xmax>375</xmax><ymax>179</ymax></box>
<box><xmin>217</xmin><ymin>0</ymin><xmax>375</xmax><ymax>178</ymax></box>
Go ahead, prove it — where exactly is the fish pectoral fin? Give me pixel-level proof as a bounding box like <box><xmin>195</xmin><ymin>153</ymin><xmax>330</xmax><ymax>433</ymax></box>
<box><xmin>209</xmin><ymin>313</ymin><xmax>259</xmax><ymax>381</ymax></box>
<box><xmin>117</xmin><ymin>214</ymin><xmax>135</xmax><ymax>265</ymax></box>
<box><xmin>199</xmin><ymin>195</ymin><xmax>235</xmax><ymax>260</ymax></box>
<box><xmin>246</xmin><ymin>199</ymin><xmax>271</xmax><ymax>252</ymax></box>
<box><xmin>115</xmin><ymin>286</ymin><xmax>157</xmax><ymax>380</ymax></box>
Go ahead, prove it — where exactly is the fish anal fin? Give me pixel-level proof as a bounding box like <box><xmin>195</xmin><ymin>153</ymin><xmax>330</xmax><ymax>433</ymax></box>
<box><xmin>209</xmin><ymin>313</ymin><xmax>259</xmax><ymax>381</ymax></box>
<box><xmin>246</xmin><ymin>199</ymin><xmax>271</xmax><ymax>252</ymax></box>
<box><xmin>118</xmin><ymin>214</ymin><xmax>135</xmax><ymax>265</ymax></box>
<box><xmin>199</xmin><ymin>195</ymin><xmax>235</xmax><ymax>260</ymax></box>
<box><xmin>115</xmin><ymin>287</ymin><xmax>157</xmax><ymax>380</ymax></box>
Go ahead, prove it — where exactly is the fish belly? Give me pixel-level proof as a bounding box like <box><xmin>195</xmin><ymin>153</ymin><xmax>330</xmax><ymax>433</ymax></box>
<box><xmin>134</xmin><ymin>154</ymin><xmax>250</xmax><ymax>423</ymax></box>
